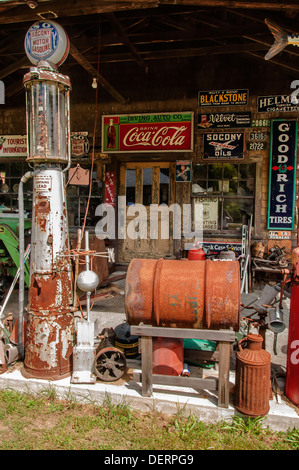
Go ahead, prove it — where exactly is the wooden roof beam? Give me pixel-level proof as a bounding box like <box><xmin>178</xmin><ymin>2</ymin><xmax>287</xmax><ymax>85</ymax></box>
<box><xmin>106</xmin><ymin>12</ymin><xmax>148</xmax><ymax>71</ymax></box>
<box><xmin>0</xmin><ymin>56</ymin><xmax>29</xmax><ymax>80</ymax></box>
<box><xmin>96</xmin><ymin>41</ymin><xmax>267</xmax><ymax>63</ymax></box>
<box><xmin>0</xmin><ymin>1</ymin><xmax>158</xmax><ymax>24</ymax></box>
<box><xmin>159</xmin><ymin>0</ymin><xmax>299</xmax><ymax>11</ymax></box>
<box><xmin>69</xmin><ymin>42</ymin><xmax>127</xmax><ymax>104</ymax></box>
<box><xmin>195</xmin><ymin>11</ymin><xmax>299</xmax><ymax>76</ymax></box>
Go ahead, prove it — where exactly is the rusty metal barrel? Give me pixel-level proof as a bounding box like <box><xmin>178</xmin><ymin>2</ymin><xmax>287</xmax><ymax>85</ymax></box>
<box><xmin>125</xmin><ymin>258</ymin><xmax>240</xmax><ymax>330</ymax></box>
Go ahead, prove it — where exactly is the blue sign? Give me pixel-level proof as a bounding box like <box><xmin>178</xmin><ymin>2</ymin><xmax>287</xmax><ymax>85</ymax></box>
<box><xmin>268</xmin><ymin>120</ymin><xmax>297</xmax><ymax>230</ymax></box>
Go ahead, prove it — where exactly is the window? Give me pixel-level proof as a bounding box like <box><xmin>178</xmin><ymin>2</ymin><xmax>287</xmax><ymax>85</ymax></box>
<box><xmin>0</xmin><ymin>161</ymin><xmax>102</xmax><ymax>228</ymax></box>
<box><xmin>160</xmin><ymin>168</ymin><xmax>169</xmax><ymax>205</ymax></box>
<box><xmin>66</xmin><ymin>165</ymin><xmax>102</xmax><ymax>227</ymax></box>
<box><xmin>192</xmin><ymin>163</ymin><xmax>255</xmax><ymax>231</ymax></box>
<box><xmin>142</xmin><ymin>168</ymin><xmax>152</xmax><ymax>205</ymax></box>
<box><xmin>126</xmin><ymin>169</ymin><xmax>136</xmax><ymax>204</ymax></box>
<box><xmin>0</xmin><ymin>161</ymin><xmax>33</xmax><ymax>216</ymax></box>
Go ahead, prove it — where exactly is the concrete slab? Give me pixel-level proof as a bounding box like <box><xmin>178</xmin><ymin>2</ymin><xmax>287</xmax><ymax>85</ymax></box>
<box><xmin>0</xmin><ymin>361</ymin><xmax>297</xmax><ymax>433</ymax></box>
<box><xmin>0</xmin><ymin>274</ymin><xmax>298</xmax><ymax>433</ymax></box>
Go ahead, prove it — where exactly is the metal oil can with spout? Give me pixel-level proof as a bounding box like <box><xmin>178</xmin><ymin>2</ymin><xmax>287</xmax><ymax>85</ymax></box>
<box><xmin>234</xmin><ymin>334</ymin><xmax>271</xmax><ymax>417</ymax></box>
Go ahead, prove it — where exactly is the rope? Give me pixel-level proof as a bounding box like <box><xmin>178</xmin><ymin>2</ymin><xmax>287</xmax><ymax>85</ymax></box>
<box><xmin>79</xmin><ymin>20</ymin><xmax>101</xmax><ymax>245</ymax></box>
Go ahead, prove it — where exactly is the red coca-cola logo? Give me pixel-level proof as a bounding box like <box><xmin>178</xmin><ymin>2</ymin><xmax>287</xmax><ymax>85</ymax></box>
<box><xmin>119</xmin><ymin>123</ymin><xmax>192</xmax><ymax>151</ymax></box>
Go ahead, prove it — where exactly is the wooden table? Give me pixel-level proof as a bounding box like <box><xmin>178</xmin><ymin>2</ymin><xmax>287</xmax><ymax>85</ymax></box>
<box><xmin>130</xmin><ymin>324</ymin><xmax>235</xmax><ymax>408</ymax></box>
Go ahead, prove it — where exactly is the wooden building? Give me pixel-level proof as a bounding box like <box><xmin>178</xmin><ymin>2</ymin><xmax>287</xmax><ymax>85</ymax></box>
<box><xmin>0</xmin><ymin>0</ymin><xmax>298</xmax><ymax>282</ymax></box>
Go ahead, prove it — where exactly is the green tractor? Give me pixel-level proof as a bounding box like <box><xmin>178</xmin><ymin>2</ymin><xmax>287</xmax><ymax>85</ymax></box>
<box><xmin>0</xmin><ymin>211</ymin><xmax>31</xmax><ymax>301</ymax></box>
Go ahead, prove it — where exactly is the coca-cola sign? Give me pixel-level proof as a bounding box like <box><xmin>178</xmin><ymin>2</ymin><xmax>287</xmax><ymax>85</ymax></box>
<box><xmin>101</xmin><ymin>112</ymin><xmax>194</xmax><ymax>153</ymax></box>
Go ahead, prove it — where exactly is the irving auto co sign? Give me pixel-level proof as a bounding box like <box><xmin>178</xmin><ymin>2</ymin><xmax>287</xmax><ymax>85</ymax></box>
<box><xmin>101</xmin><ymin>112</ymin><xmax>194</xmax><ymax>153</ymax></box>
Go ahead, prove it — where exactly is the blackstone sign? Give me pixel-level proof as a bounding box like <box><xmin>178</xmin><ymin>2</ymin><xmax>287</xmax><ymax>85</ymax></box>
<box><xmin>198</xmin><ymin>89</ymin><xmax>248</xmax><ymax>107</ymax></box>
<box><xmin>268</xmin><ymin>120</ymin><xmax>297</xmax><ymax>230</ymax></box>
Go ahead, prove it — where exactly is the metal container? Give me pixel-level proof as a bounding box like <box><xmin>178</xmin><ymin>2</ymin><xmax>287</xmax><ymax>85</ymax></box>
<box><xmin>234</xmin><ymin>334</ymin><xmax>271</xmax><ymax>417</ymax></box>
<box><xmin>188</xmin><ymin>247</ymin><xmax>205</xmax><ymax>260</ymax></box>
<box><xmin>125</xmin><ymin>258</ymin><xmax>240</xmax><ymax>330</ymax></box>
<box><xmin>152</xmin><ymin>337</ymin><xmax>184</xmax><ymax>376</ymax></box>
<box><xmin>268</xmin><ymin>306</ymin><xmax>285</xmax><ymax>334</ymax></box>
<box><xmin>114</xmin><ymin>322</ymin><xmax>139</xmax><ymax>359</ymax></box>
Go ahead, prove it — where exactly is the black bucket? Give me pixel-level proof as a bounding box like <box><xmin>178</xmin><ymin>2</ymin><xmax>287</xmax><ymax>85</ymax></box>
<box><xmin>114</xmin><ymin>322</ymin><xmax>139</xmax><ymax>359</ymax></box>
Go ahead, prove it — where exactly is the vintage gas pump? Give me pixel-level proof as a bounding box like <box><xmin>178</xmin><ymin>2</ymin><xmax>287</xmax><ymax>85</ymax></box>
<box><xmin>22</xmin><ymin>21</ymin><xmax>74</xmax><ymax>379</ymax></box>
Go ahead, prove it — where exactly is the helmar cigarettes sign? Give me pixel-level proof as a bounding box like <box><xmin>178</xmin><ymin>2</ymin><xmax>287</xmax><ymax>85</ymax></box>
<box><xmin>0</xmin><ymin>135</ymin><xmax>27</xmax><ymax>157</ymax></box>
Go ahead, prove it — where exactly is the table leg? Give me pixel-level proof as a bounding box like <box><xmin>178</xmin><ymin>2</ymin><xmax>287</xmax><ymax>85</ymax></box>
<box><xmin>218</xmin><ymin>341</ymin><xmax>230</xmax><ymax>408</ymax></box>
<box><xmin>141</xmin><ymin>336</ymin><xmax>153</xmax><ymax>397</ymax></box>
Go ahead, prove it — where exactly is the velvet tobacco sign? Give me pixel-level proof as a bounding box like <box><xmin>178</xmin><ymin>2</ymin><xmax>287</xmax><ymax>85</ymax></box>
<box><xmin>101</xmin><ymin>112</ymin><xmax>194</xmax><ymax>153</ymax></box>
<box><xmin>268</xmin><ymin>120</ymin><xmax>297</xmax><ymax>230</ymax></box>
<box><xmin>198</xmin><ymin>112</ymin><xmax>251</xmax><ymax>129</ymax></box>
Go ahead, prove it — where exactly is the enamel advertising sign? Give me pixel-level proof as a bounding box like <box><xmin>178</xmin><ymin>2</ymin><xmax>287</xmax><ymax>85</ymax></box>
<box><xmin>258</xmin><ymin>95</ymin><xmax>299</xmax><ymax>113</ymax></box>
<box><xmin>101</xmin><ymin>112</ymin><xmax>194</xmax><ymax>153</ymax></box>
<box><xmin>198</xmin><ymin>112</ymin><xmax>251</xmax><ymax>129</ymax></box>
<box><xmin>105</xmin><ymin>172</ymin><xmax>116</xmax><ymax>207</ymax></box>
<box><xmin>0</xmin><ymin>135</ymin><xmax>27</xmax><ymax>157</ymax></box>
<box><xmin>198</xmin><ymin>89</ymin><xmax>248</xmax><ymax>107</ymax></box>
<box><xmin>267</xmin><ymin>120</ymin><xmax>297</xmax><ymax>230</ymax></box>
<box><xmin>203</xmin><ymin>132</ymin><xmax>244</xmax><ymax>159</ymax></box>
<box><xmin>71</xmin><ymin>132</ymin><xmax>90</xmax><ymax>158</ymax></box>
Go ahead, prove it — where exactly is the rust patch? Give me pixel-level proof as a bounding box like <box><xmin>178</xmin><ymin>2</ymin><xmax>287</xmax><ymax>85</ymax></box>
<box><xmin>23</xmin><ymin>312</ymin><xmax>74</xmax><ymax>380</ymax></box>
<box><xmin>34</xmin><ymin>195</ymin><xmax>50</xmax><ymax>232</ymax></box>
<box><xmin>28</xmin><ymin>270</ymin><xmax>72</xmax><ymax>314</ymax></box>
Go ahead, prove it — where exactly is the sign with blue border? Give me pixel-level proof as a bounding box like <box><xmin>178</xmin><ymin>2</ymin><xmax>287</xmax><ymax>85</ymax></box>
<box><xmin>267</xmin><ymin>119</ymin><xmax>297</xmax><ymax>230</ymax></box>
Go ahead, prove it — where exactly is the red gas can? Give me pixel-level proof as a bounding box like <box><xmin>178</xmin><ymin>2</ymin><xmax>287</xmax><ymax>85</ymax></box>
<box><xmin>152</xmin><ymin>337</ymin><xmax>184</xmax><ymax>376</ymax></box>
<box><xmin>188</xmin><ymin>247</ymin><xmax>205</xmax><ymax>260</ymax></box>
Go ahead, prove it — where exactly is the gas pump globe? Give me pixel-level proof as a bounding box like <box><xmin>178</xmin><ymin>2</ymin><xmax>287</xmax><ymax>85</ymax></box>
<box><xmin>22</xmin><ymin>21</ymin><xmax>74</xmax><ymax>380</ymax></box>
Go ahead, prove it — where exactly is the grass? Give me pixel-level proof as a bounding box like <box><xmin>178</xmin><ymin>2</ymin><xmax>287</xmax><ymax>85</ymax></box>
<box><xmin>0</xmin><ymin>388</ymin><xmax>297</xmax><ymax>450</ymax></box>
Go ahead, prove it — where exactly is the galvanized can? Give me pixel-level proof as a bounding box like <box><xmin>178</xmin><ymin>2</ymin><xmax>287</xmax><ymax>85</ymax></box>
<box><xmin>234</xmin><ymin>334</ymin><xmax>271</xmax><ymax>417</ymax></box>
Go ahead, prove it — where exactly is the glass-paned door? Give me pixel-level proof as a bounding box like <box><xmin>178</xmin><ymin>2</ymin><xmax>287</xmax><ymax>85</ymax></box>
<box><xmin>119</xmin><ymin>162</ymin><xmax>175</xmax><ymax>262</ymax></box>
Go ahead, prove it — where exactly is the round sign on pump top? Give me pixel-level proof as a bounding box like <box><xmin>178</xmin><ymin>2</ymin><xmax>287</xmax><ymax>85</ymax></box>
<box><xmin>24</xmin><ymin>20</ymin><xmax>69</xmax><ymax>67</ymax></box>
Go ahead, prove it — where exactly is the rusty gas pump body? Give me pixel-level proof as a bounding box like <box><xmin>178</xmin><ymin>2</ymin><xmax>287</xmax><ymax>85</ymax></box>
<box><xmin>22</xmin><ymin>22</ymin><xmax>74</xmax><ymax>379</ymax></box>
